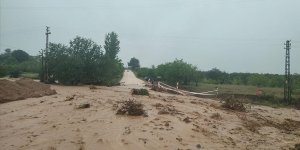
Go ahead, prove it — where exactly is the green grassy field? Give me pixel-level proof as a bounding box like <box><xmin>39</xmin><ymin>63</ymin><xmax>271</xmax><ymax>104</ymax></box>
<box><xmin>181</xmin><ymin>83</ymin><xmax>300</xmax><ymax>107</ymax></box>
<box><xmin>182</xmin><ymin>83</ymin><xmax>282</xmax><ymax>96</ymax></box>
<box><xmin>20</xmin><ymin>72</ymin><xmax>39</xmax><ymax>79</ymax></box>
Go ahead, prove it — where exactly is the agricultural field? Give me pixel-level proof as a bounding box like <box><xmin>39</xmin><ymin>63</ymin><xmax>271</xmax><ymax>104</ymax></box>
<box><xmin>182</xmin><ymin>83</ymin><xmax>300</xmax><ymax>107</ymax></box>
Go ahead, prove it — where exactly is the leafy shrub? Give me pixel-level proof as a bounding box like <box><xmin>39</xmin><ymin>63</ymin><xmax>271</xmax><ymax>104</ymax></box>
<box><xmin>0</xmin><ymin>65</ymin><xmax>8</xmax><ymax>77</ymax></box>
<box><xmin>9</xmin><ymin>70</ymin><xmax>21</xmax><ymax>78</ymax></box>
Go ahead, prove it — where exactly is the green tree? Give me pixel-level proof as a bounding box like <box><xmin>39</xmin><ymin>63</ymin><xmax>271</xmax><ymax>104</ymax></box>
<box><xmin>136</xmin><ymin>67</ymin><xmax>156</xmax><ymax>79</ymax></box>
<box><xmin>46</xmin><ymin>43</ymin><xmax>70</xmax><ymax>83</ymax></box>
<box><xmin>11</xmin><ymin>50</ymin><xmax>29</xmax><ymax>62</ymax></box>
<box><xmin>0</xmin><ymin>65</ymin><xmax>8</xmax><ymax>77</ymax></box>
<box><xmin>47</xmin><ymin>37</ymin><xmax>103</xmax><ymax>84</ymax></box>
<box><xmin>205</xmin><ymin>68</ymin><xmax>228</xmax><ymax>84</ymax></box>
<box><xmin>194</xmin><ymin>71</ymin><xmax>203</xmax><ymax>86</ymax></box>
<box><xmin>128</xmin><ymin>57</ymin><xmax>140</xmax><ymax>69</ymax></box>
<box><xmin>5</xmin><ymin>48</ymin><xmax>11</xmax><ymax>54</ymax></box>
<box><xmin>156</xmin><ymin>59</ymin><xmax>197</xmax><ymax>85</ymax></box>
<box><xmin>104</xmin><ymin>32</ymin><xmax>120</xmax><ymax>60</ymax></box>
<box><xmin>45</xmin><ymin>34</ymin><xmax>124</xmax><ymax>85</ymax></box>
<box><xmin>0</xmin><ymin>49</ymin><xmax>40</xmax><ymax>77</ymax></box>
<box><xmin>102</xmin><ymin>32</ymin><xmax>124</xmax><ymax>85</ymax></box>
<box><xmin>248</xmin><ymin>74</ymin><xmax>269</xmax><ymax>87</ymax></box>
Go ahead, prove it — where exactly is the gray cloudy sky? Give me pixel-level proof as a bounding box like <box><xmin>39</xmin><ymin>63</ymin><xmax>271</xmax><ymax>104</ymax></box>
<box><xmin>1</xmin><ymin>0</ymin><xmax>300</xmax><ymax>74</ymax></box>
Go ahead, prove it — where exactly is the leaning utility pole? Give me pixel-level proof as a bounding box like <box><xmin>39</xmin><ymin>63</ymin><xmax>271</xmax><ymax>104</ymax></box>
<box><xmin>284</xmin><ymin>40</ymin><xmax>291</xmax><ymax>104</ymax></box>
<box><xmin>45</xmin><ymin>26</ymin><xmax>51</xmax><ymax>83</ymax></box>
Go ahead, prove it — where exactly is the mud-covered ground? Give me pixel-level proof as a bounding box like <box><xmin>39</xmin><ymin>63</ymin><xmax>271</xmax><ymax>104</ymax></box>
<box><xmin>0</xmin><ymin>71</ymin><xmax>299</xmax><ymax>150</ymax></box>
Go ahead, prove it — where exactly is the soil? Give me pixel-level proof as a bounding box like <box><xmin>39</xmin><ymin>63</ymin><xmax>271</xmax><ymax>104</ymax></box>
<box><xmin>0</xmin><ymin>78</ymin><xmax>56</xmax><ymax>103</ymax></box>
<box><xmin>0</xmin><ymin>71</ymin><xmax>299</xmax><ymax>150</ymax></box>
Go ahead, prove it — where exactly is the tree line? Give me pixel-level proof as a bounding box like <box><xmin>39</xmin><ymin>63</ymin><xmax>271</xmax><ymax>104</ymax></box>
<box><xmin>0</xmin><ymin>49</ymin><xmax>40</xmax><ymax>77</ymax></box>
<box><xmin>135</xmin><ymin>59</ymin><xmax>300</xmax><ymax>89</ymax></box>
<box><xmin>43</xmin><ymin>32</ymin><xmax>124</xmax><ymax>85</ymax></box>
<box><xmin>1</xmin><ymin>32</ymin><xmax>124</xmax><ymax>86</ymax></box>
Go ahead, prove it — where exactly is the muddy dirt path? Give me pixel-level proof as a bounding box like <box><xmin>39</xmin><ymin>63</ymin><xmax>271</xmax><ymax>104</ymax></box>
<box><xmin>119</xmin><ymin>70</ymin><xmax>145</xmax><ymax>88</ymax></box>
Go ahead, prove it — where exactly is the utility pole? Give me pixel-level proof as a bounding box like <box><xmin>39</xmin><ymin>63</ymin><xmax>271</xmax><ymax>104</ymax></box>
<box><xmin>45</xmin><ymin>26</ymin><xmax>51</xmax><ymax>83</ymax></box>
<box><xmin>39</xmin><ymin>49</ymin><xmax>44</xmax><ymax>82</ymax></box>
<box><xmin>284</xmin><ymin>40</ymin><xmax>291</xmax><ymax>105</ymax></box>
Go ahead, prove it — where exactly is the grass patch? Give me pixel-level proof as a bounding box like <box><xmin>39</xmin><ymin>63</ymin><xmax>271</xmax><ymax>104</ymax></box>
<box><xmin>20</xmin><ymin>72</ymin><xmax>39</xmax><ymax>79</ymax></box>
<box><xmin>182</xmin><ymin>83</ymin><xmax>283</xmax><ymax>97</ymax></box>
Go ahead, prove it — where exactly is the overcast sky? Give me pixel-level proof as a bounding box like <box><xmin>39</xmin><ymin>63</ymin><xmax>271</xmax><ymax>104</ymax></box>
<box><xmin>1</xmin><ymin>0</ymin><xmax>299</xmax><ymax>74</ymax></box>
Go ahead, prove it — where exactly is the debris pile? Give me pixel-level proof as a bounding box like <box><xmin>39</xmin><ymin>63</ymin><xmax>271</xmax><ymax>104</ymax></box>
<box><xmin>89</xmin><ymin>85</ymin><xmax>97</xmax><ymax>89</ymax></box>
<box><xmin>210</xmin><ymin>113</ymin><xmax>222</xmax><ymax>120</ymax></box>
<box><xmin>131</xmin><ymin>88</ymin><xmax>149</xmax><ymax>96</ymax></box>
<box><xmin>154</xmin><ymin>103</ymin><xmax>179</xmax><ymax>115</ymax></box>
<box><xmin>76</xmin><ymin>103</ymin><xmax>90</xmax><ymax>109</ymax></box>
<box><xmin>116</xmin><ymin>99</ymin><xmax>147</xmax><ymax>116</ymax></box>
<box><xmin>221</xmin><ymin>97</ymin><xmax>246</xmax><ymax>112</ymax></box>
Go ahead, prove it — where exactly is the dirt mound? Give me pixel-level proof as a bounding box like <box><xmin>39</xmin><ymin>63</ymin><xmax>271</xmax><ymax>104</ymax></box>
<box><xmin>0</xmin><ymin>78</ymin><xmax>56</xmax><ymax>103</ymax></box>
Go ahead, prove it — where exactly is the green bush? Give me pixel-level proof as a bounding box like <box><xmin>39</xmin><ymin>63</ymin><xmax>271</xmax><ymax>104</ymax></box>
<box><xmin>44</xmin><ymin>33</ymin><xmax>124</xmax><ymax>85</ymax></box>
<box><xmin>0</xmin><ymin>50</ymin><xmax>40</xmax><ymax>78</ymax></box>
<box><xmin>0</xmin><ymin>65</ymin><xmax>8</xmax><ymax>77</ymax></box>
<box><xmin>259</xmin><ymin>92</ymin><xmax>275</xmax><ymax>101</ymax></box>
<box><xmin>9</xmin><ymin>70</ymin><xmax>21</xmax><ymax>78</ymax></box>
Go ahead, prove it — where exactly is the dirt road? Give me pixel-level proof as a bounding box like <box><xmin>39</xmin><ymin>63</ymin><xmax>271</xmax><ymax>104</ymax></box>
<box><xmin>120</xmin><ymin>70</ymin><xmax>145</xmax><ymax>88</ymax></box>
<box><xmin>0</xmin><ymin>71</ymin><xmax>300</xmax><ymax>150</ymax></box>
